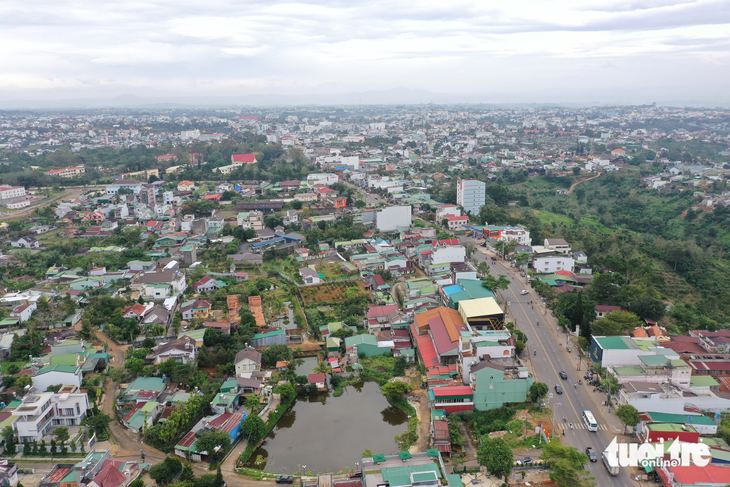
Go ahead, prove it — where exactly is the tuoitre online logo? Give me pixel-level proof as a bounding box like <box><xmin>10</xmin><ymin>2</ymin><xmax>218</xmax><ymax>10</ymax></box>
<box><xmin>604</xmin><ymin>437</ymin><xmax>711</xmax><ymax>469</ymax></box>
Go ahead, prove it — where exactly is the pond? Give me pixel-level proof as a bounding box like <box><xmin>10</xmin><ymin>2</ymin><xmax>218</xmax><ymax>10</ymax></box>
<box><xmin>244</xmin><ymin>382</ymin><xmax>408</xmax><ymax>473</ymax></box>
<box><xmin>295</xmin><ymin>356</ymin><xmax>319</xmax><ymax>377</ymax></box>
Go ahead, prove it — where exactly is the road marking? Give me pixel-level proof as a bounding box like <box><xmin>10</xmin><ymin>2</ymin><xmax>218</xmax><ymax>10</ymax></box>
<box><xmin>502</xmin><ymin>270</ymin><xmax>584</xmax><ymax>421</ymax></box>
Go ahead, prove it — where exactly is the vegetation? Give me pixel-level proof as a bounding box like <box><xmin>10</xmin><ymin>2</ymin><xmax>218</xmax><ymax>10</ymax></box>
<box><xmin>615</xmin><ymin>404</ymin><xmax>640</xmax><ymax>433</ymax></box>
<box><xmin>540</xmin><ymin>439</ymin><xmax>595</xmax><ymax>487</ymax></box>
<box><xmin>477</xmin><ymin>437</ymin><xmax>513</xmax><ymax>481</ymax></box>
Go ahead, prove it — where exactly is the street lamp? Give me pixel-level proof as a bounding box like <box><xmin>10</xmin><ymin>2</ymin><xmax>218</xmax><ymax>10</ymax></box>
<box><xmin>300</xmin><ymin>465</ymin><xmax>307</xmax><ymax>487</ymax></box>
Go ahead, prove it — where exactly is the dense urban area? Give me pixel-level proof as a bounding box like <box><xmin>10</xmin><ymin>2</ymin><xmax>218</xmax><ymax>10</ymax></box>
<box><xmin>0</xmin><ymin>104</ymin><xmax>730</xmax><ymax>487</ymax></box>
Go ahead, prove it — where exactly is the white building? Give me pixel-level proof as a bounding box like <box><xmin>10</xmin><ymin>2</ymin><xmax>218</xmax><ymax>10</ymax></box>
<box><xmin>106</xmin><ymin>179</ymin><xmax>143</xmax><ymax>196</ymax></box>
<box><xmin>430</xmin><ymin>245</ymin><xmax>466</xmax><ymax>266</ymax></box>
<box><xmin>436</xmin><ymin>205</ymin><xmax>461</xmax><ymax>220</ymax></box>
<box><xmin>499</xmin><ymin>226</ymin><xmax>531</xmax><ymax>246</ymax></box>
<box><xmin>31</xmin><ymin>365</ymin><xmax>82</xmax><ymax>392</ymax></box>
<box><xmin>15</xmin><ymin>389</ymin><xmax>89</xmax><ymax>443</ymax></box>
<box><xmin>44</xmin><ymin>166</ymin><xmax>85</xmax><ymax>178</ymax></box>
<box><xmin>544</xmin><ymin>238</ymin><xmax>571</xmax><ymax>254</ymax></box>
<box><xmin>307</xmin><ymin>173</ymin><xmax>339</xmax><ymax>187</ymax></box>
<box><xmin>456</xmin><ymin>178</ymin><xmax>486</xmax><ymax>215</ymax></box>
<box><xmin>0</xmin><ymin>185</ymin><xmax>26</xmax><ymax>204</ymax></box>
<box><xmin>376</xmin><ymin>205</ymin><xmax>412</xmax><ymax>232</ymax></box>
<box><xmin>532</xmin><ymin>250</ymin><xmax>574</xmax><ymax>274</ymax></box>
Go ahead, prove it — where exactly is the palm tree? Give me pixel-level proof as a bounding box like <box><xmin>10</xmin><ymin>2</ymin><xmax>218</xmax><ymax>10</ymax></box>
<box><xmin>313</xmin><ymin>362</ymin><xmax>331</xmax><ymax>375</ymax></box>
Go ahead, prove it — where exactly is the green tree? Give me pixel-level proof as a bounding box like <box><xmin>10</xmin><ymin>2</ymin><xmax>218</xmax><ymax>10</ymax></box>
<box><xmin>213</xmin><ymin>467</ymin><xmax>224</xmax><ymax>487</ymax></box>
<box><xmin>180</xmin><ymin>462</ymin><xmax>195</xmax><ymax>482</ymax></box>
<box><xmin>592</xmin><ymin>310</ymin><xmax>642</xmax><ymax>336</ymax></box>
<box><xmin>354</xmin><ymin>200</ymin><xmax>366</xmax><ymax>209</ymax></box>
<box><xmin>273</xmin><ymin>383</ymin><xmax>297</xmax><ymax>403</ymax></box>
<box><xmin>481</xmin><ymin>274</ymin><xmax>510</xmax><ymax>292</ymax></box>
<box><xmin>477</xmin><ymin>261</ymin><xmax>490</xmax><ymax>277</ymax></box>
<box><xmin>53</xmin><ymin>426</ymin><xmax>70</xmax><ymax>445</ymax></box>
<box><xmin>615</xmin><ymin>404</ymin><xmax>640</xmax><ymax>433</ymax></box>
<box><xmin>477</xmin><ymin>437</ymin><xmax>513</xmax><ymax>481</ymax></box>
<box><xmin>362</xmin><ymin>448</ymin><xmax>373</xmax><ymax>458</ymax></box>
<box><xmin>83</xmin><ymin>413</ymin><xmax>112</xmax><ymax>436</ymax></box>
<box><xmin>240</xmin><ymin>414</ymin><xmax>267</xmax><ymax>444</ymax></box>
<box><xmin>529</xmin><ymin>382</ymin><xmax>549</xmax><ymax>403</ymax></box>
<box><xmin>195</xmin><ymin>430</ymin><xmax>231</xmax><ymax>461</ymax></box>
<box><xmin>261</xmin><ymin>343</ymin><xmax>292</xmax><ymax>366</ymax></box>
<box><xmin>129</xmin><ymin>479</ymin><xmax>145</xmax><ymax>487</ymax></box>
<box><xmin>540</xmin><ymin>439</ymin><xmax>595</xmax><ymax>487</ymax></box>
<box><xmin>380</xmin><ymin>381</ymin><xmax>411</xmax><ymax>401</ymax></box>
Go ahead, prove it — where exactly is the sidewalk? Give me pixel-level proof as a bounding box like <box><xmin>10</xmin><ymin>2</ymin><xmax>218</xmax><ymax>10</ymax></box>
<box><xmin>496</xmin><ymin>258</ymin><xmax>626</xmax><ymax>436</ymax></box>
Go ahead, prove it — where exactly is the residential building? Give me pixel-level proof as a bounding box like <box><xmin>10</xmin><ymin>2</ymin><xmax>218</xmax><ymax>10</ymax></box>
<box><xmin>456</xmin><ymin>177</ymin><xmax>485</xmax><ymax>214</ymax></box>
<box><xmin>345</xmin><ymin>334</ymin><xmax>391</xmax><ymax>357</ymax></box>
<box><xmin>231</xmin><ymin>153</ymin><xmax>257</xmax><ymax>164</ymax></box>
<box><xmin>468</xmin><ymin>359</ymin><xmax>532</xmax><ymax>410</ymax></box>
<box><xmin>234</xmin><ymin>347</ymin><xmax>262</xmax><ymax>378</ymax></box>
<box><xmin>531</xmin><ymin>249</ymin><xmax>575</xmax><ymax>274</ymax></box>
<box><xmin>376</xmin><ymin>205</ymin><xmax>412</xmax><ymax>232</ymax></box>
<box><xmin>15</xmin><ymin>389</ymin><xmax>89</xmax><ymax>442</ymax></box>
<box><xmin>299</xmin><ymin>267</ymin><xmax>321</xmax><ymax>285</ymax></box>
<box><xmin>44</xmin><ymin>167</ymin><xmax>85</xmax><ymax>178</ymax></box>
<box><xmin>150</xmin><ymin>337</ymin><xmax>197</xmax><ymax>365</ymax></box>
<box><xmin>429</xmin><ymin>385</ymin><xmax>474</xmax><ymax>414</ymax></box>
<box><xmin>31</xmin><ymin>365</ymin><xmax>82</xmax><ymax>392</ymax></box>
<box><xmin>544</xmin><ymin>238</ymin><xmax>571</xmax><ymax>254</ymax></box>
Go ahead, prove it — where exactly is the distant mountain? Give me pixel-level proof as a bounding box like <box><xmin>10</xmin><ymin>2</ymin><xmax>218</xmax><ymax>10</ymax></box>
<box><xmin>0</xmin><ymin>87</ymin><xmax>727</xmax><ymax>109</ymax></box>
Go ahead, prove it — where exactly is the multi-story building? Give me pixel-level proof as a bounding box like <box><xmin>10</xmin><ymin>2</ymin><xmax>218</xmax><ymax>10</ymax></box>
<box><xmin>456</xmin><ymin>178</ymin><xmax>485</xmax><ymax>215</ymax></box>
<box><xmin>0</xmin><ymin>186</ymin><xmax>26</xmax><ymax>206</ymax></box>
<box><xmin>44</xmin><ymin>167</ymin><xmax>85</xmax><ymax>178</ymax></box>
<box><xmin>15</xmin><ymin>388</ymin><xmax>89</xmax><ymax>443</ymax></box>
<box><xmin>105</xmin><ymin>179</ymin><xmax>143</xmax><ymax>196</ymax></box>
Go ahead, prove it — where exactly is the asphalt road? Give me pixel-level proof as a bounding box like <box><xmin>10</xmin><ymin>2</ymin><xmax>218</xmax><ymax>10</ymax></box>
<box><xmin>467</xmin><ymin>242</ymin><xmax>636</xmax><ymax>487</ymax></box>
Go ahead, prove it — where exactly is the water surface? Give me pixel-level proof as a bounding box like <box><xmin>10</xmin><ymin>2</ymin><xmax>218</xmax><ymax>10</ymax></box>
<box><xmin>244</xmin><ymin>382</ymin><xmax>408</xmax><ymax>473</ymax></box>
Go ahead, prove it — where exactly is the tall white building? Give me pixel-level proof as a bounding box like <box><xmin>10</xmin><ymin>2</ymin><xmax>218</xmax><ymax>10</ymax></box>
<box><xmin>456</xmin><ymin>178</ymin><xmax>486</xmax><ymax>215</ymax></box>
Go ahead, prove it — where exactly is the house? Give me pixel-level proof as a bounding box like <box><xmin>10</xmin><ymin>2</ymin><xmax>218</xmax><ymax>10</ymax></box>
<box><xmin>88</xmin><ymin>459</ymin><xmax>143</xmax><ymax>487</ymax></box>
<box><xmin>150</xmin><ymin>337</ymin><xmax>197</xmax><ymax>365</ymax></box>
<box><xmin>10</xmin><ymin>237</ymin><xmax>40</xmax><ymax>249</ymax></box>
<box><xmin>122</xmin><ymin>401</ymin><xmax>162</xmax><ymax>433</ymax></box>
<box><xmin>308</xmin><ymin>373</ymin><xmax>327</xmax><ymax>391</ymax></box>
<box><xmin>544</xmin><ymin>238</ymin><xmax>571</xmax><ymax>254</ymax></box>
<box><xmin>15</xmin><ymin>389</ymin><xmax>89</xmax><ymax>442</ymax></box>
<box><xmin>203</xmin><ymin>321</ymin><xmax>231</xmax><ymax>335</ymax></box>
<box><xmin>595</xmin><ymin>305</ymin><xmax>625</xmax><ymax>319</ymax></box>
<box><xmin>142</xmin><ymin>305</ymin><xmax>171</xmax><ymax>326</ymax></box>
<box><xmin>231</xmin><ymin>153</ymin><xmax>257</xmax><ymax>164</ymax></box>
<box><xmin>31</xmin><ymin>365</ymin><xmax>82</xmax><ymax>392</ymax></box>
<box><xmin>299</xmin><ymin>267</ymin><xmax>321</xmax><ymax>285</ymax></box>
<box><xmin>284</xmin><ymin>209</ymin><xmax>299</xmax><ymax>225</ymax></box>
<box><xmin>234</xmin><ymin>346</ymin><xmax>262</xmax><ymax>378</ymax></box>
<box><xmin>468</xmin><ymin>359</ymin><xmax>532</xmax><ymax>410</ymax></box>
<box><xmin>177</xmin><ymin>181</ymin><xmax>195</xmax><ymax>191</ymax></box>
<box><xmin>252</xmin><ymin>328</ymin><xmax>286</xmax><ymax>347</ymax></box>
<box><xmin>414</xmin><ymin>307</ymin><xmax>468</xmax><ymax>366</ymax></box>
<box><xmin>345</xmin><ymin>334</ymin><xmax>391</xmax><ymax>357</ymax></box>
<box><xmin>429</xmin><ymin>385</ymin><xmax>474</xmax><ymax>414</ymax></box>
<box><xmin>180</xmin><ymin>299</ymin><xmax>212</xmax><ymax>321</ymax></box>
<box><xmin>445</xmin><ymin>215</ymin><xmax>469</xmax><ymax>230</ymax></box>
<box><xmin>10</xmin><ymin>303</ymin><xmax>36</xmax><ymax>323</ymax></box>
<box><xmin>193</xmin><ymin>276</ymin><xmax>218</xmax><ymax>293</ymax></box>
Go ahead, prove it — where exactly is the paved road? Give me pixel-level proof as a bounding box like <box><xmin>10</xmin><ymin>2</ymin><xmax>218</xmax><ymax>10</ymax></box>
<box><xmin>466</xmin><ymin>240</ymin><xmax>636</xmax><ymax>487</ymax></box>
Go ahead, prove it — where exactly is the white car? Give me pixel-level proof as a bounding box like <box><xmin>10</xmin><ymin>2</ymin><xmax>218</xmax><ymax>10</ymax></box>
<box><xmin>520</xmin><ymin>290</ymin><xmax>529</xmax><ymax>295</ymax></box>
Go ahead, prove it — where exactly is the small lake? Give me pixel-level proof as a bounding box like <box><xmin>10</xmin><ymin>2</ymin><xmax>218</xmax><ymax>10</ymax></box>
<box><xmin>244</xmin><ymin>382</ymin><xmax>408</xmax><ymax>473</ymax></box>
<box><xmin>295</xmin><ymin>356</ymin><xmax>319</xmax><ymax>377</ymax></box>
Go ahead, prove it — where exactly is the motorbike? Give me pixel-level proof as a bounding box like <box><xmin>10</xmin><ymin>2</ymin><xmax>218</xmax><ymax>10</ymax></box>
<box><xmin>534</xmin><ymin>351</ymin><xmax>537</xmax><ymax>356</ymax></box>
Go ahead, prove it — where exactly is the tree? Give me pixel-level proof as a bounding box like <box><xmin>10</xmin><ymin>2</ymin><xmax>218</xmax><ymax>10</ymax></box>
<box><xmin>615</xmin><ymin>404</ymin><xmax>640</xmax><ymax>433</ymax></box>
<box><xmin>129</xmin><ymin>479</ymin><xmax>145</xmax><ymax>487</ymax></box>
<box><xmin>262</xmin><ymin>343</ymin><xmax>292</xmax><ymax>366</ymax></box>
<box><xmin>380</xmin><ymin>381</ymin><xmax>411</xmax><ymax>401</ymax></box>
<box><xmin>240</xmin><ymin>414</ymin><xmax>267</xmax><ymax>444</ymax></box>
<box><xmin>180</xmin><ymin>462</ymin><xmax>195</xmax><ymax>482</ymax></box>
<box><xmin>362</xmin><ymin>448</ymin><xmax>373</xmax><ymax>458</ymax></box>
<box><xmin>529</xmin><ymin>382</ymin><xmax>549</xmax><ymax>403</ymax></box>
<box><xmin>53</xmin><ymin>426</ymin><xmax>70</xmax><ymax>445</ymax></box>
<box><xmin>592</xmin><ymin>310</ymin><xmax>642</xmax><ymax>336</ymax></box>
<box><xmin>354</xmin><ymin>200</ymin><xmax>366</xmax><ymax>209</ymax></box>
<box><xmin>477</xmin><ymin>437</ymin><xmax>513</xmax><ymax>481</ymax></box>
<box><xmin>274</xmin><ymin>383</ymin><xmax>297</xmax><ymax>403</ymax></box>
<box><xmin>196</xmin><ymin>430</ymin><xmax>231</xmax><ymax>461</ymax></box>
<box><xmin>83</xmin><ymin>413</ymin><xmax>112</xmax><ymax>436</ymax></box>
<box><xmin>149</xmin><ymin>457</ymin><xmax>182</xmax><ymax>485</ymax></box>
<box><xmin>481</xmin><ymin>274</ymin><xmax>510</xmax><ymax>292</ymax></box>
<box><xmin>540</xmin><ymin>439</ymin><xmax>595</xmax><ymax>487</ymax></box>
<box><xmin>214</xmin><ymin>467</ymin><xmax>224</xmax><ymax>487</ymax></box>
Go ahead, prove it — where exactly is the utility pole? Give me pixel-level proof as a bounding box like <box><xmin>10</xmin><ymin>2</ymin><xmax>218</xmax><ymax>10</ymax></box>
<box><xmin>552</xmin><ymin>402</ymin><xmax>562</xmax><ymax>439</ymax></box>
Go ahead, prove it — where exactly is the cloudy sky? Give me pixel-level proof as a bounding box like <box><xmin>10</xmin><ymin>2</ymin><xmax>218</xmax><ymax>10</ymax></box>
<box><xmin>2</xmin><ymin>0</ymin><xmax>730</xmax><ymax>104</ymax></box>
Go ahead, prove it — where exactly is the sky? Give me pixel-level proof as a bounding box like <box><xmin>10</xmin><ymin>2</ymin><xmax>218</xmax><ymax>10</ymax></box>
<box><xmin>2</xmin><ymin>0</ymin><xmax>730</xmax><ymax>105</ymax></box>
